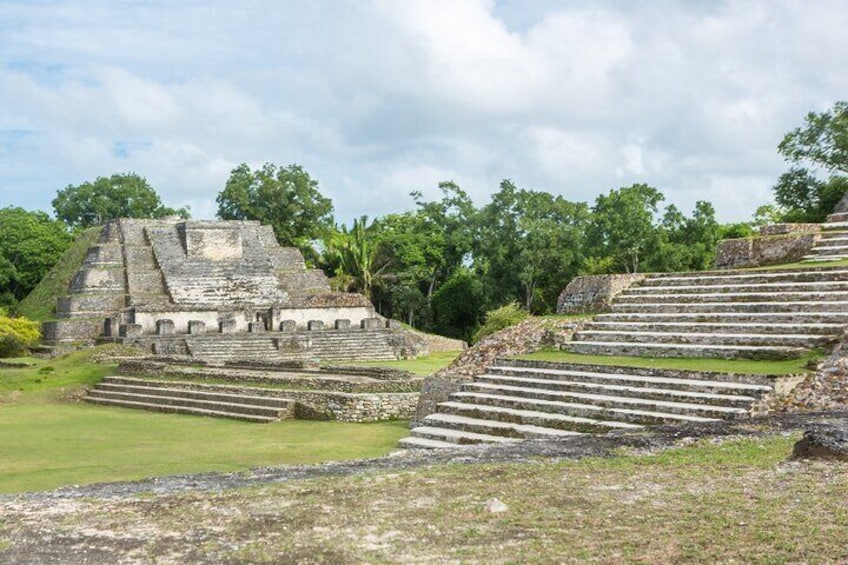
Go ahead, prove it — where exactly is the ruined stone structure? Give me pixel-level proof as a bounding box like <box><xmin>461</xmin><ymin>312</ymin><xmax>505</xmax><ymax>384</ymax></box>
<box><xmin>43</xmin><ymin>218</ymin><xmax>430</xmax><ymax>363</ymax></box>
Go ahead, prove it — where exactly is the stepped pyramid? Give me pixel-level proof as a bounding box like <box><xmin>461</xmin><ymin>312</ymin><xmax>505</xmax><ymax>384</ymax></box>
<box><xmin>402</xmin><ymin>206</ymin><xmax>848</xmax><ymax>448</ymax></box>
<box><xmin>43</xmin><ymin>218</ymin><xmax>435</xmax><ymax>363</ymax></box>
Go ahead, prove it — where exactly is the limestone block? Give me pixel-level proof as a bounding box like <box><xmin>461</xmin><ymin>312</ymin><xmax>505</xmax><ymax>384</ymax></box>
<box><xmin>219</xmin><ymin>319</ymin><xmax>237</xmax><ymax>334</ymax></box>
<box><xmin>361</xmin><ymin>317</ymin><xmax>383</xmax><ymax>330</ymax></box>
<box><xmin>156</xmin><ymin>319</ymin><xmax>176</xmax><ymax>336</ymax></box>
<box><xmin>249</xmin><ymin>322</ymin><xmax>265</xmax><ymax>333</ymax></box>
<box><xmin>557</xmin><ymin>274</ymin><xmax>646</xmax><ymax>314</ymax></box>
<box><xmin>69</xmin><ymin>268</ymin><xmax>125</xmax><ymax>293</ymax></box>
<box><xmin>307</xmin><ymin>320</ymin><xmax>324</xmax><ymax>331</ymax></box>
<box><xmin>188</xmin><ymin>320</ymin><xmax>206</xmax><ymax>335</ymax></box>
<box><xmin>334</xmin><ymin>319</ymin><xmax>351</xmax><ymax>330</ymax></box>
<box><xmin>279</xmin><ymin>320</ymin><xmax>297</xmax><ymax>332</ymax></box>
<box><xmin>120</xmin><ymin>324</ymin><xmax>144</xmax><ymax>338</ymax></box>
<box><xmin>714</xmin><ymin>233</ymin><xmax>819</xmax><ymax>269</ymax></box>
<box><xmin>386</xmin><ymin>319</ymin><xmax>402</xmax><ymax>329</ymax></box>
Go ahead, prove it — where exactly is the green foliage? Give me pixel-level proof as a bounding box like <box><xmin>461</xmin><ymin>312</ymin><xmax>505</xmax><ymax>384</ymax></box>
<box><xmin>585</xmin><ymin>183</ymin><xmax>664</xmax><ymax>274</ymax></box>
<box><xmin>52</xmin><ymin>173</ymin><xmax>188</xmax><ymax>229</ymax></box>
<box><xmin>718</xmin><ymin>222</ymin><xmax>755</xmax><ymax>240</ymax></box>
<box><xmin>0</xmin><ymin>206</ymin><xmax>72</xmax><ymax>306</ymax></box>
<box><xmin>216</xmin><ymin>163</ymin><xmax>334</xmax><ymax>263</ymax></box>
<box><xmin>778</xmin><ymin>100</ymin><xmax>848</xmax><ymax>175</ymax></box>
<box><xmin>0</xmin><ymin>308</ymin><xmax>40</xmax><ymax>357</ymax></box>
<box><xmin>475</xmin><ymin>180</ymin><xmax>589</xmax><ymax>312</ymax></box>
<box><xmin>431</xmin><ymin>268</ymin><xmax>483</xmax><ymax>342</ymax></box>
<box><xmin>322</xmin><ymin>216</ymin><xmax>389</xmax><ymax>299</ymax></box>
<box><xmin>769</xmin><ymin>102</ymin><xmax>848</xmax><ymax>222</ymax></box>
<box><xmin>472</xmin><ymin>302</ymin><xmax>530</xmax><ymax>343</ymax></box>
<box><xmin>16</xmin><ymin>227</ymin><xmax>101</xmax><ymax>321</ymax></box>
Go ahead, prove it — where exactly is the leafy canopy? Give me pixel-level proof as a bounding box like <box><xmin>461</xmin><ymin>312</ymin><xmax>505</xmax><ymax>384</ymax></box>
<box><xmin>52</xmin><ymin>173</ymin><xmax>188</xmax><ymax>229</ymax></box>
<box><xmin>0</xmin><ymin>207</ymin><xmax>72</xmax><ymax>306</ymax></box>
<box><xmin>216</xmin><ymin>163</ymin><xmax>334</xmax><ymax>263</ymax></box>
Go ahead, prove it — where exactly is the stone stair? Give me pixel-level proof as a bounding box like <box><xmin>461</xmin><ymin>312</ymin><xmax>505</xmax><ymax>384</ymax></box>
<box><xmin>803</xmin><ymin>212</ymin><xmax>848</xmax><ymax>262</ymax></box>
<box><xmin>401</xmin><ymin>359</ymin><xmax>774</xmax><ymax>448</ymax></box>
<box><xmin>84</xmin><ymin>376</ymin><xmax>295</xmax><ymax>422</ymax></box>
<box><xmin>561</xmin><ymin>267</ymin><xmax>848</xmax><ymax>360</ymax></box>
<box><xmin>182</xmin><ymin>330</ymin><xmax>401</xmax><ymax>364</ymax></box>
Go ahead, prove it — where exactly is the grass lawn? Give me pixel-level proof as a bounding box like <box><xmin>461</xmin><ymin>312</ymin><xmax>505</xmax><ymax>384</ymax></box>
<box><xmin>0</xmin><ymin>346</ymin><xmax>409</xmax><ymax>493</ymax></box>
<box><xmin>518</xmin><ymin>348</ymin><xmax>822</xmax><ymax>375</ymax></box>
<box><xmin>350</xmin><ymin>350</ymin><xmax>461</xmax><ymax>375</ymax></box>
<box><xmin>0</xmin><ymin>403</ymin><xmax>408</xmax><ymax>494</ymax></box>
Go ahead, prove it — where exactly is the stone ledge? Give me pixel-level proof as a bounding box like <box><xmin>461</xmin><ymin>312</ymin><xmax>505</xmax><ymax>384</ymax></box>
<box><xmin>557</xmin><ymin>274</ymin><xmax>646</xmax><ymax>314</ymax></box>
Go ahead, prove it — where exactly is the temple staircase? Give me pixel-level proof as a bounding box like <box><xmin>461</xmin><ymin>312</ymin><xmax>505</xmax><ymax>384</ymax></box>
<box><xmin>803</xmin><ymin>211</ymin><xmax>848</xmax><ymax>262</ymax></box>
<box><xmin>403</xmin><ymin>264</ymin><xmax>848</xmax><ymax>448</ymax></box>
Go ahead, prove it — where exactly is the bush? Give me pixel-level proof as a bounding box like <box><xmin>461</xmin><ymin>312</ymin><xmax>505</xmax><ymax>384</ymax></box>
<box><xmin>0</xmin><ymin>308</ymin><xmax>40</xmax><ymax>357</ymax></box>
<box><xmin>472</xmin><ymin>302</ymin><xmax>530</xmax><ymax>343</ymax></box>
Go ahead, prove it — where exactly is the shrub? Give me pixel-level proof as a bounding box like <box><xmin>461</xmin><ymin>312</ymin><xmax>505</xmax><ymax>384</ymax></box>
<box><xmin>0</xmin><ymin>307</ymin><xmax>40</xmax><ymax>357</ymax></box>
<box><xmin>472</xmin><ymin>302</ymin><xmax>530</xmax><ymax>343</ymax></box>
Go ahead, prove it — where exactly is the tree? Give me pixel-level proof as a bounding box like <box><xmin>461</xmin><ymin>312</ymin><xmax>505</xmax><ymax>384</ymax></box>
<box><xmin>0</xmin><ymin>207</ymin><xmax>72</xmax><ymax>306</ymax></box>
<box><xmin>779</xmin><ymin>101</ymin><xmax>848</xmax><ymax>175</ymax></box>
<box><xmin>770</xmin><ymin>102</ymin><xmax>848</xmax><ymax>222</ymax></box>
<box><xmin>322</xmin><ymin>216</ymin><xmax>389</xmax><ymax>299</ymax></box>
<box><xmin>52</xmin><ymin>173</ymin><xmax>188</xmax><ymax>229</ymax></box>
<box><xmin>216</xmin><ymin>163</ymin><xmax>334</xmax><ymax>262</ymax></box>
<box><xmin>585</xmin><ymin>184</ymin><xmax>664</xmax><ymax>273</ymax></box>
<box><xmin>474</xmin><ymin>180</ymin><xmax>588</xmax><ymax>313</ymax></box>
<box><xmin>431</xmin><ymin>268</ymin><xmax>484</xmax><ymax>342</ymax></box>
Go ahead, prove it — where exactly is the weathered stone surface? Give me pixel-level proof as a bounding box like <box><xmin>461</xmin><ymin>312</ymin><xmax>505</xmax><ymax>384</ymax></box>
<box><xmin>119</xmin><ymin>324</ymin><xmax>143</xmax><ymax>338</ymax></box>
<box><xmin>280</xmin><ymin>320</ymin><xmax>297</xmax><ymax>332</ymax></box>
<box><xmin>557</xmin><ymin>274</ymin><xmax>645</xmax><ymax>314</ymax></box>
<box><xmin>759</xmin><ymin>223</ymin><xmax>821</xmax><ymax>236</ymax></box>
<box><xmin>155</xmin><ymin>319</ymin><xmax>175</xmax><ymax>336</ymax></box>
<box><xmin>361</xmin><ymin>317</ymin><xmax>383</xmax><ymax>330</ymax></box>
<box><xmin>307</xmin><ymin>320</ymin><xmax>324</xmax><ymax>331</ymax></box>
<box><xmin>791</xmin><ymin>426</ymin><xmax>848</xmax><ymax>460</ymax></box>
<box><xmin>412</xmin><ymin>318</ymin><xmax>585</xmax><ymax>427</ymax></box>
<box><xmin>219</xmin><ymin>319</ymin><xmax>237</xmax><ymax>334</ymax></box>
<box><xmin>188</xmin><ymin>320</ymin><xmax>206</xmax><ymax>335</ymax></box>
<box><xmin>334</xmin><ymin>319</ymin><xmax>351</xmax><ymax>330</ymax></box>
<box><xmin>714</xmin><ymin>233</ymin><xmax>819</xmax><ymax>269</ymax></box>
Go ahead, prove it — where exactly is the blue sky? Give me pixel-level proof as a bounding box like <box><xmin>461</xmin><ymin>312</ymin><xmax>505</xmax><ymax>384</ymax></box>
<box><xmin>1</xmin><ymin>0</ymin><xmax>847</xmax><ymax>224</ymax></box>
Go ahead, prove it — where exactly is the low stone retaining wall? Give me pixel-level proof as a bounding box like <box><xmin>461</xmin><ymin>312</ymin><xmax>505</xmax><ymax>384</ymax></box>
<box><xmin>714</xmin><ymin>232</ymin><xmax>819</xmax><ymax>269</ymax></box>
<box><xmin>556</xmin><ymin>274</ymin><xmax>646</xmax><ymax>314</ymax></box>
<box><xmin>291</xmin><ymin>391</ymin><xmax>419</xmax><ymax>422</ymax></box>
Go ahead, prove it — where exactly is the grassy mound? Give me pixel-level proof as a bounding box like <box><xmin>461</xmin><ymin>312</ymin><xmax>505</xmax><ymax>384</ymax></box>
<box><xmin>16</xmin><ymin>226</ymin><xmax>101</xmax><ymax>321</ymax></box>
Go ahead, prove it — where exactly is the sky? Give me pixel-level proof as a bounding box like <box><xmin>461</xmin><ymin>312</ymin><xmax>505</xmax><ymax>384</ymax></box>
<box><xmin>1</xmin><ymin>0</ymin><xmax>847</xmax><ymax>225</ymax></box>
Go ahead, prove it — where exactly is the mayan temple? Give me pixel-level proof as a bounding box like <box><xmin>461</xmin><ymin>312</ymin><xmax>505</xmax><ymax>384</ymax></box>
<box><xmin>43</xmin><ymin>218</ymin><xmax>431</xmax><ymax>363</ymax></box>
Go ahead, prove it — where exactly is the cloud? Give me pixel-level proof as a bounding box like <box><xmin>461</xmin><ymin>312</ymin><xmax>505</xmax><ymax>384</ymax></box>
<box><xmin>1</xmin><ymin>0</ymin><xmax>847</xmax><ymax>224</ymax></box>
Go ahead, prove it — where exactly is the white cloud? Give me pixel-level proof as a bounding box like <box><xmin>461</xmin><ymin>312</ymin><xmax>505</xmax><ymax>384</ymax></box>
<box><xmin>1</xmin><ymin>0</ymin><xmax>847</xmax><ymax>224</ymax></box>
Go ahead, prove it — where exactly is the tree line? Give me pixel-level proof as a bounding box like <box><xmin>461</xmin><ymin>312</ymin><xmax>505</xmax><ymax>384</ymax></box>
<box><xmin>1</xmin><ymin>101</ymin><xmax>846</xmax><ymax>342</ymax></box>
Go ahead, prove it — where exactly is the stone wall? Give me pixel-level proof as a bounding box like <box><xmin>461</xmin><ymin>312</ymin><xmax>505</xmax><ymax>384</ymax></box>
<box><xmin>714</xmin><ymin>232</ymin><xmax>819</xmax><ymax>269</ymax></box>
<box><xmin>556</xmin><ymin>274</ymin><xmax>646</xmax><ymax>314</ymax></box>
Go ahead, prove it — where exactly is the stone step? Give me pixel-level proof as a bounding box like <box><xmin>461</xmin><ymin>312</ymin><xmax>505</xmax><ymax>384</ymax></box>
<box><xmin>611</xmin><ymin>300</ymin><xmax>848</xmax><ymax>314</ymax></box>
<box><xmin>826</xmin><ymin>212</ymin><xmax>848</xmax><ymax>223</ymax></box>
<box><xmin>489</xmin><ymin>360</ymin><xmax>775</xmax><ymax>387</ymax></box>
<box><xmin>86</xmin><ymin>389</ymin><xmax>291</xmax><ymax>419</ymax></box>
<box><xmin>95</xmin><ymin>379</ymin><xmax>294</xmax><ymax>410</ymax></box>
<box><xmin>471</xmin><ymin>376</ymin><xmax>760</xmax><ymax>407</ymax></box>
<box><xmin>84</xmin><ymin>396</ymin><xmax>280</xmax><ymax>423</ymax></box>
<box><xmin>563</xmin><ymin>340</ymin><xmax>804</xmax><ymax>360</ymax></box>
<box><xmin>593</xmin><ymin>311</ymin><xmax>848</xmax><ymax>324</ymax></box>
<box><xmin>572</xmin><ymin>329</ymin><xmax>833</xmax><ymax>348</ymax></box>
<box><xmin>397</xmin><ymin>436</ymin><xmax>459</xmax><ymax>449</ymax></box>
<box><xmin>821</xmin><ymin>221</ymin><xmax>848</xmax><ymax>230</ymax></box>
<box><xmin>624</xmin><ymin>280</ymin><xmax>848</xmax><ymax>294</ymax></box>
<box><xmin>451</xmin><ymin>390</ymin><xmax>747</xmax><ymax>423</ymax></box>
<box><xmin>616</xmin><ymin>291</ymin><xmax>848</xmax><ymax>304</ymax></box>
<box><xmin>802</xmin><ymin>255</ymin><xmax>848</xmax><ymax>263</ymax></box>
<box><xmin>420</xmin><ymin>412</ymin><xmax>590</xmax><ymax>439</ymax></box>
<box><xmin>583</xmin><ymin>320</ymin><xmax>843</xmax><ymax>335</ymax></box>
<box><xmin>437</xmin><ymin>401</ymin><xmax>651</xmax><ymax>433</ymax></box>
<box><xmin>407</xmin><ymin>425</ymin><xmax>521</xmax><ymax>445</ymax></box>
<box><xmin>641</xmin><ymin>268</ymin><xmax>848</xmax><ymax>286</ymax></box>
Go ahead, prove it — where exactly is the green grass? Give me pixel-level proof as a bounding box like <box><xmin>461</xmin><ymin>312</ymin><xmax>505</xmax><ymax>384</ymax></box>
<box><xmin>349</xmin><ymin>350</ymin><xmax>461</xmax><ymax>375</ymax></box>
<box><xmin>0</xmin><ymin>403</ymin><xmax>408</xmax><ymax>493</ymax></box>
<box><xmin>0</xmin><ymin>346</ymin><xmax>409</xmax><ymax>493</ymax></box>
<box><xmin>740</xmin><ymin>257</ymin><xmax>848</xmax><ymax>271</ymax></box>
<box><xmin>15</xmin><ymin>226</ymin><xmax>101</xmax><ymax>321</ymax></box>
<box><xmin>518</xmin><ymin>349</ymin><xmax>821</xmax><ymax>375</ymax></box>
